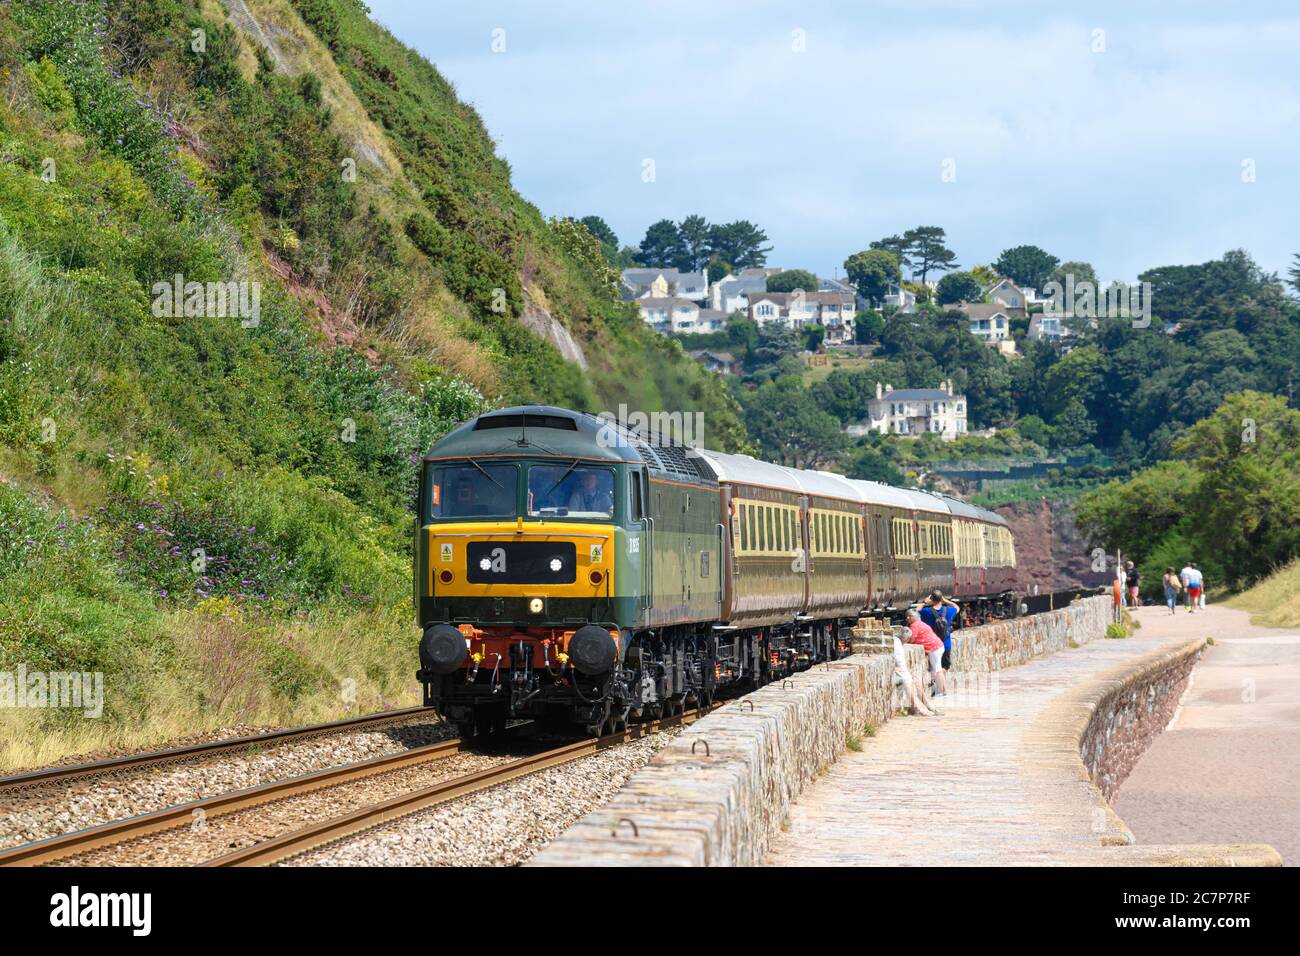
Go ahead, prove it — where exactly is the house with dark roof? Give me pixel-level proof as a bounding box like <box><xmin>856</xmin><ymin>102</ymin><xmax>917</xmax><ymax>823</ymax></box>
<box><xmin>864</xmin><ymin>379</ymin><xmax>968</xmax><ymax>440</ymax></box>
<box><xmin>688</xmin><ymin>349</ymin><xmax>740</xmax><ymax>375</ymax></box>
<box><xmin>620</xmin><ymin>267</ymin><xmax>709</xmax><ymax>302</ymax></box>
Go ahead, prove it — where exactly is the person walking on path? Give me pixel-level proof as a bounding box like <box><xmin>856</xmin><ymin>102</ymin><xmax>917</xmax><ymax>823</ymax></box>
<box><xmin>1162</xmin><ymin>567</ymin><xmax>1182</xmax><ymax>615</ymax></box>
<box><xmin>1180</xmin><ymin>562</ymin><xmax>1203</xmax><ymax>613</ymax></box>
<box><xmin>1125</xmin><ymin>561</ymin><xmax>1142</xmax><ymax>607</ymax></box>
<box><xmin>905</xmin><ymin>608</ymin><xmax>947</xmax><ymax>697</ymax></box>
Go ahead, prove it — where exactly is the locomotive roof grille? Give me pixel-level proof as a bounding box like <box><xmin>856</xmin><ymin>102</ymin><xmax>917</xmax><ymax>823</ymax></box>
<box><xmin>474</xmin><ymin>413</ymin><xmax>578</xmax><ymax>431</ymax></box>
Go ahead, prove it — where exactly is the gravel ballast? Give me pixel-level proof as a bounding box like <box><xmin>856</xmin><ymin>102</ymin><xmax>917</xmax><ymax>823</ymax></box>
<box><xmin>1</xmin><ymin>715</ymin><xmax>453</xmax><ymax>851</ymax></box>
<box><xmin>286</xmin><ymin>729</ymin><xmax>680</xmax><ymax>867</ymax></box>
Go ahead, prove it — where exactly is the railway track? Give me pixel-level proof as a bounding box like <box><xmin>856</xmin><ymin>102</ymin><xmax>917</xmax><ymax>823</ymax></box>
<box><xmin>0</xmin><ymin>706</ymin><xmax>440</xmax><ymax>792</ymax></box>
<box><xmin>0</xmin><ymin>707</ymin><xmax>710</xmax><ymax>867</ymax></box>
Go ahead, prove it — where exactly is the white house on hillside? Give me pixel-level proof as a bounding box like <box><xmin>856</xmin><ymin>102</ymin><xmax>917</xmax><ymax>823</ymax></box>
<box><xmin>637</xmin><ymin>297</ymin><xmax>727</xmax><ymax>334</ymax></box>
<box><xmin>957</xmin><ymin>303</ymin><xmax>1016</xmax><ymax>354</ymax></box>
<box><xmin>710</xmin><ymin>271</ymin><xmax>769</xmax><ymax>313</ymax></box>
<box><xmin>621</xmin><ymin>268</ymin><xmax>709</xmax><ymax>302</ymax></box>
<box><xmin>865</xmin><ymin>380</ymin><xmax>967</xmax><ymax>440</ymax></box>
<box><xmin>984</xmin><ymin>278</ymin><xmax>1029</xmax><ymax>317</ymax></box>
<box><xmin>747</xmin><ymin>291</ymin><xmax>856</xmax><ymax>344</ymax></box>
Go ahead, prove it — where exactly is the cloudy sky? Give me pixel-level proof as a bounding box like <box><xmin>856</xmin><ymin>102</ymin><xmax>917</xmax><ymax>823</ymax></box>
<box><xmin>367</xmin><ymin>1</ymin><xmax>1299</xmax><ymax>283</ymax></box>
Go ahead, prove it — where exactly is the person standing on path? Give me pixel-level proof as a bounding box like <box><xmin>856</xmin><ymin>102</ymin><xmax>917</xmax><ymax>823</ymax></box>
<box><xmin>920</xmin><ymin>591</ymin><xmax>960</xmax><ymax>672</ymax></box>
<box><xmin>1162</xmin><ymin>567</ymin><xmax>1182</xmax><ymax>615</ymax></box>
<box><xmin>1125</xmin><ymin>560</ymin><xmax>1142</xmax><ymax>607</ymax></box>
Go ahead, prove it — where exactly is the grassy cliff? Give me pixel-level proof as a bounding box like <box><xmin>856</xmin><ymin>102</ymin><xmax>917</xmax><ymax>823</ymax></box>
<box><xmin>0</xmin><ymin>0</ymin><xmax>742</xmax><ymax>766</ymax></box>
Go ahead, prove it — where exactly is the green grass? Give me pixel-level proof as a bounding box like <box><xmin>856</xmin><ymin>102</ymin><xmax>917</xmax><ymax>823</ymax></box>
<box><xmin>1225</xmin><ymin>558</ymin><xmax>1300</xmax><ymax>628</ymax></box>
<box><xmin>801</xmin><ymin>353</ymin><xmax>876</xmax><ymax>386</ymax></box>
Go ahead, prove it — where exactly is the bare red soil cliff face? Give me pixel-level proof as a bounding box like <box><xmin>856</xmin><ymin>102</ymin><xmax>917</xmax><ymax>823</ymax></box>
<box><xmin>995</xmin><ymin>498</ymin><xmax>1110</xmax><ymax>593</ymax></box>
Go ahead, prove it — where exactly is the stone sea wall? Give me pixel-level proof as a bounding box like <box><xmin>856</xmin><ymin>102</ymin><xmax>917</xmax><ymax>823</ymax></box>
<box><xmin>531</xmin><ymin>596</ymin><xmax>1112</xmax><ymax>866</ymax></box>
<box><xmin>1079</xmin><ymin>639</ymin><xmax>1203</xmax><ymax>802</ymax></box>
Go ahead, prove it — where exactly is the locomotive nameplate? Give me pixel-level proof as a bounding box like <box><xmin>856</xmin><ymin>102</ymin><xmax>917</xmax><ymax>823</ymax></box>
<box><xmin>466</xmin><ymin>541</ymin><xmax>577</xmax><ymax>585</ymax></box>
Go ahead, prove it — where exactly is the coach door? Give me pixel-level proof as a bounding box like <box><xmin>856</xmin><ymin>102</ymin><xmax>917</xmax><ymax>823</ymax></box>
<box><xmin>868</xmin><ymin>508</ymin><xmax>894</xmax><ymax>606</ymax></box>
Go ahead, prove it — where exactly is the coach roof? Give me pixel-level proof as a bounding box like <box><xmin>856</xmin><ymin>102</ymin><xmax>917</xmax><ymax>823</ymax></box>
<box><xmin>844</xmin><ymin>479</ymin><xmax>915</xmax><ymax>509</ymax></box>
<box><xmin>697</xmin><ymin>449</ymin><xmax>803</xmax><ymax>493</ymax></box>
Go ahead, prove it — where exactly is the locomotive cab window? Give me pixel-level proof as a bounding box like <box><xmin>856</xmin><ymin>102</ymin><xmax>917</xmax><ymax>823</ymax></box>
<box><xmin>429</xmin><ymin>462</ymin><xmax>518</xmax><ymax>519</ymax></box>
<box><xmin>528</xmin><ymin>464</ymin><xmax>615</xmax><ymax>519</ymax></box>
<box><xmin>629</xmin><ymin>470</ymin><xmax>646</xmax><ymax>521</ymax></box>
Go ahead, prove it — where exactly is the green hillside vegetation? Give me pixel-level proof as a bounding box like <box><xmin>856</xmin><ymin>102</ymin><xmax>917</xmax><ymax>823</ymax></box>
<box><xmin>0</xmin><ymin>0</ymin><xmax>740</xmax><ymax>767</ymax></box>
<box><xmin>1075</xmin><ymin>391</ymin><xmax>1300</xmax><ymax>600</ymax></box>
<box><xmin>1226</xmin><ymin>557</ymin><xmax>1300</xmax><ymax>628</ymax></box>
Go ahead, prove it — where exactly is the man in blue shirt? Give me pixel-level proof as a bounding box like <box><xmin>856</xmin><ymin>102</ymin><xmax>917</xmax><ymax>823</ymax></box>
<box><xmin>919</xmin><ymin>591</ymin><xmax>961</xmax><ymax>689</ymax></box>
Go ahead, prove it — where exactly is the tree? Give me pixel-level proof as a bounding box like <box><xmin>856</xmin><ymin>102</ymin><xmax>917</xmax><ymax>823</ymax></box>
<box><xmin>1015</xmin><ymin>414</ymin><xmax>1049</xmax><ymax>446</ymax></box>
<box><xmin>1047</xmin><ymin>260</ymin><xmax>1097</xmax><ymax>290</ymax></box>
<box><xmin>708</xmin><ymin>220</ymin><xmax>771</xmax><ymax>270</ymax></box>
<box><xmin>743</xmin><ymin>377</ymin><xmax>845</xmax><ymax>468</ymax></box>
<box><xmin>1173</xmin><ymin>390</ymin><xmax>1300</xmax><ymax>583</ymax></box>
<box><xmin>1051</xmin><ymin>399</ymin><xmax>1096</xmax><ymax>448</ymax></box>
<box><xmin>676</xmin><ymin>214</ymin><xmax>712</xmax><ymax>271</ymax></box>
<box><xmin>1042</xmin><ymin>344</ymin><xmax>1104</xmax><ymax>419</ymax></box>
<box><xmin>843</xmin><ymin>248</ymin><xmax>900</xmax><ymax>306</ymax></box>
<box><xmin>903</xmin><ymin>226</ymin><xmax>958</xmax><ymax>283</ymax></box>
<box><xmin>802</xmin><ymin>323</ymin><xmax>825</xmax><ymax>352</ymax></box>
<box><xmin>1289</xmin><ymin>253</ymin><xmax>1300</xmax><ymax>297</ymax></box>
<box><xmin>725</xmin><ymin>315</ymin><xmax>759</xmax><ymax>357</ymax></box>
<box><xmin>848</xmin><ymin>445</ymin><xmax>904</xmax><ymax>484</ymax></box>
<box><xmin>870</xmin><ymin>235</ymin><xmax>912</xmax><ymax>274</ymax></box>
<box><xmin>767</xmin><ymin>269</ymin><xmax>818</xmax><ymax>293</ymax></box>
<box><xmin>578</xmin><ymin>215</ymin><xmax>618</xmax><ymax>260</ymax></box>
<box><xmin>705</xmin><ymin>257</ymin><xmax>732</xmax><ymax>284</ymax></box>
<box><xmin>936</xmin><ymin>271</ymin><xmax>983</xmax><ymax>305</ymax></box>
<box><xmin>854</xmin><ymin>309</ymin><xmax>884</xmax><ymax>343</ymax></box>
<box><xmin>993</xmin><ymin>245</ymin><xmax>1059</xmax><ymax>290</ymax></box>
<box><xmin>1075</xmin><ymin>460</ymin><xmax>1199</xmax><ymax>563</ymax></box>
<box><xmin>636</xmin><ymin>219</ymin><xmax>683</xmax><ymax>268</ymax></box>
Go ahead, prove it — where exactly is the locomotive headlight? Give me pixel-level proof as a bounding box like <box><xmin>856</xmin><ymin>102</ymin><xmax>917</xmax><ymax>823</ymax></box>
<box><xmin>528</xmin><ymin>597</ymin><xmax>544</xmax><ymax>614</ymax></box>
<box><xmin>549</xmin><ymin>558</ymin><xmax>563</xmax><ymax>572</ymax></box>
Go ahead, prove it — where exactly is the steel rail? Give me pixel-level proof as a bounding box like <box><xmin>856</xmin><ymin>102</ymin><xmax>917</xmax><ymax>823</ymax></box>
<box><xmin>0</xmin><ymin>737</ymin><xmax>465</xmax><ymax>867</ymax></box>
<box><xmin>205</xmin><ymin>705</ymin><xmax>713</xmax><ymax>867</ymax></box>
<box><xmin>0</xmin><ymin>706</ymin><xmax>441</xmax><ymax>792</ymax></box>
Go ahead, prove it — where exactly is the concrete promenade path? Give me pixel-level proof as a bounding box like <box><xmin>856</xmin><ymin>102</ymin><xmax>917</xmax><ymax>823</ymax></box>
<box><xmin>1114</xmin><ymin>605</ymin><xmax>1300</xmax><ymax>865</ymax></box>
<box><xmin>765</xmin><ymin>606</ymin><xmax>1279</xmax><ymax>866</ymax></box>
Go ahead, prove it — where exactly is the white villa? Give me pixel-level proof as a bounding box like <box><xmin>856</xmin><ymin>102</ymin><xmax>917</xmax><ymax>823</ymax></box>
<box><xmin>864</xmin><ymin>380</ymin><xmax>968</xmax><ymax>440</ymax></box>
<box><xmin>746</xmin><ymin>291</ymin><xmax>856</xmax><ymax>344</ymax></box>
<box><xmin>637</xmin><ymin>296</ymin><xmax>728</xmax><ymax>334</ymax></box>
